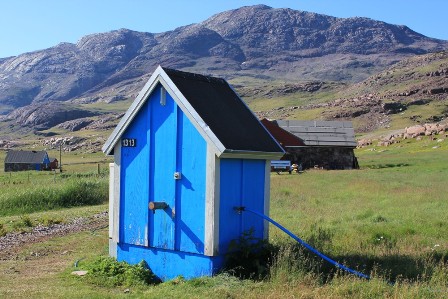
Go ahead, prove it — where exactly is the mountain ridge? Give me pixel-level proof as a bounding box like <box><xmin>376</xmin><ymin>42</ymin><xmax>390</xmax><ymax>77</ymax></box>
<box><xmin>0</xmin><ymin>5</ymin><xmax>447</xmax><ymax>136</ymax></box>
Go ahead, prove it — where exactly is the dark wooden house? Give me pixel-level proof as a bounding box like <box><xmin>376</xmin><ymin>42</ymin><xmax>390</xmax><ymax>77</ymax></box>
<box><xmin>4</xmin><ymin>150</ymin><xmax>51</xmax><ymax>172</ymax></box>
<box><xmin>262</xmin><ymin>119</ymin><xmax>358</xmax><ymax>170</ymax></box>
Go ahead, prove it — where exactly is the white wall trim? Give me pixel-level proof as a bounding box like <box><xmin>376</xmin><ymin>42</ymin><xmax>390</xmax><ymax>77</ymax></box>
<box><xmin>108</xmin><ymin>163</ymin><xmax>114</xmax><ymax>239</ymax></box>
<box><xmin>112</xmin><ymin>142</ymin><xmax>121</xmax><ymax>244</ymax></box>
<box><xmin>204</xmin><ymin>144</ymin><xmax>220</xmax><ymax>256</ymax></box>
<box><xmin>263</xmin><ymin>161</ymin><xmax>271</xmax><ymax>240</ymax></box>
<box><xmin>102</xmin><ymin>68</ymin><xmax>163</xmax><ymax>155</ymax></box>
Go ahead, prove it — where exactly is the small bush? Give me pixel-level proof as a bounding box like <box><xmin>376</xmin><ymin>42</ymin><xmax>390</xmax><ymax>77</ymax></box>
<box><xmin>224</xmin><ymin>229</ymin><xmax>275</xmax><ymax>279</ymax></box>
<box><xmin>21</xmin><ymin>215</ymin><xmax>34</xmax><ymax>227</ymax></box>
<box><xmin>307</xmin><ymin>224</ymin><xmax>335</xmax><ymax>253</ymax></box>
<box><xmin>11</xmin><ymin>215</ymin><xmax>35</xmax><ymax>232</ymax></box>
<box><xmin>81</xmin><ymin>256</ymin><xmax>157</xmax><ymax>287</ymax></box>
<box><xmin>0</xmin><ymin>223</ymin><xmax>7</xmax><ymax>237</ymax></box>
<box><xmin>371</xmin><ymin>233</ymin><xmax>397</xmax><ymax>250</ymax></box>
<box><xmin>40</xmin><ymin>215</ymin><xmax>64</xmax><ymax>226</ymax></box>
<box><xmin>429</xmin><ymin>260</ymin><xmax>448</xmax><ymax>288</ymax></box>
<box><xmin>269</xmin><ymin>243</ymin><xmax>321</xmax><ymax>284</ymax></box>
<box><xmin>372</xmin><ymin>215</ymin><xmax>388</xmax><ymax>223</ymax></box>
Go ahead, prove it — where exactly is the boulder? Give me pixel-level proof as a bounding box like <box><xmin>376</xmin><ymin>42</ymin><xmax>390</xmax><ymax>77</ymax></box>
<box><xmin>405</xmin><ymin>125</ymin><xmax>426</xmax><ymax>137</ymax></box>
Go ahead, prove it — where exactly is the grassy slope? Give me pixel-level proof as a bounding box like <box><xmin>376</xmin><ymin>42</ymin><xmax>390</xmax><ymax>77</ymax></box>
<box><xmin>0</xmin><ymin>139</ymin><xmax>447</xmax><ymax>298</ymax></box>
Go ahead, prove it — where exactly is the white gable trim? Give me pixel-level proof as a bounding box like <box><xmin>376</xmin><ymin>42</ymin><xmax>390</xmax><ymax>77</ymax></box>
<box><xmin>102</xmin><ymin>66</ymin><xmax>225</xmax><ymax>156</ymax></box>
<box><xmin>157</xmin><ymin>71</ymin><xmax>226</xmax><ymax>156</ymax></box>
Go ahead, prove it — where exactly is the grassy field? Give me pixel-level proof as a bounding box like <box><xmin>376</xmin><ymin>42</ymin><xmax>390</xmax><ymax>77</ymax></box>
<box><xmin>0</xmin><ymin>138</ymin><xmax>447</xmax><ymax>298</ymax></box>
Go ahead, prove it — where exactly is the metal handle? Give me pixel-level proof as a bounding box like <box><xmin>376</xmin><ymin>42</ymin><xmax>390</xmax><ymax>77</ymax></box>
<box><xmin>149</xmin><ymin>201</ymin><xmax>168</xmax><ymax>212</ymax></box>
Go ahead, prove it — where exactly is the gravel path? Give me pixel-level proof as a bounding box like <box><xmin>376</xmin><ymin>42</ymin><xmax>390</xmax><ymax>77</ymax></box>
<box><xmin>0</xmin><ymin>211</ymin><xmax>108</xmax><ymax>260</ymax></box>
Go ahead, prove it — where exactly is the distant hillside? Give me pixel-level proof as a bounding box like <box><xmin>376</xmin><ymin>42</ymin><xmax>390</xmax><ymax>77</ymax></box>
<box><xmin>0</xmin><ymin>5</ymin><xmax>447</xmax><ymax>142</ymax></box>
<box><xmin>254</xmin><ymin>51</ymin><xmax>448</xmax><ymax>133</ymax></box>
<box><xmin>1</xmin><ymin>5</ymin><xmax>447</xmax><ymax>112</ymax></box>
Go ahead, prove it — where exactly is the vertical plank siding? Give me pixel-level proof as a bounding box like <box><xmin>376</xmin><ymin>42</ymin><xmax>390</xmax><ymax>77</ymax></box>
<box><xmin>149</xmin><ymin>86</ymin><xmax>177</xmax><ymax>250</ymax></box>
<box><xmin>218</xmin><ymin>159</ymin><xmax>266</xmax><ymax>254</ymax></box>
<box><xmin>120</xmin><ymin>99</ymin><xmax>150</xmax><ymax>246</ymax></box>
<box><xmin>176</xmin><ymin>106</ymin><xmax>207</xmax><ymax>254</ymax></box>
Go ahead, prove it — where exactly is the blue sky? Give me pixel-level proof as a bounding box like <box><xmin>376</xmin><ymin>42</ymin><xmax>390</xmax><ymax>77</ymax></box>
<box><xmin>1</xmin><ymin>0</ymin><xmax>447</xmax><ymax>58</ymax></box>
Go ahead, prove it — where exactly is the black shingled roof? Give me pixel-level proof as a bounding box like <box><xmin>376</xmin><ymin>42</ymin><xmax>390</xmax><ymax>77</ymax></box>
<box><xmin>5</xmin><ymin>150</ymin><xmax>48</xmax><ymax>164</ymax></box>
<box><xmin>163</xmin><ymin>68</ymin><xmax>283</xmax><ymax>153</ymax></box>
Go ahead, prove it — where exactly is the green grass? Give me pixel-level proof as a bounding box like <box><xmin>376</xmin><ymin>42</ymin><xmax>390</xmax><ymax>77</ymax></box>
<box><xmin>0</xmin><ymin>141</ymin><xmax>447</xmax><ymax>298</ymax></box>
<box><xmin>0</xmin><ymin>178</ymin><xmax>108</xmax><ymax>216</ymax></box>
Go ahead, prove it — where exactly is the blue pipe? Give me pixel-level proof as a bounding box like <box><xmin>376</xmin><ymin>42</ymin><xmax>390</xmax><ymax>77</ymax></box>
<box><xmin>240</xmin><ymin>207</ymin><xmax>370</xmax><ymax>280</ymax></box>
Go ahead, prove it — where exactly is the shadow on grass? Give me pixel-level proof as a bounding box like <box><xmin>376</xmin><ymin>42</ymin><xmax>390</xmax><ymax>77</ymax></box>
<box><xmin>362</xmin><ymin>163</ymin><xmax>410</xmax><ymax>169</ymax></box>
<box><xmin>328</xmin><ymin>251</ymin><xmax>447</xmax><ymax>283</ymax></box>
<box><xmin>286</xmin><ymin>244</ymin><xmax>448</xmax><ymax>284</ymax></box>
<box><xmin>223</xmin><ymin>239</ymin><xmax>447</xmax><ymax>284</ymax></box>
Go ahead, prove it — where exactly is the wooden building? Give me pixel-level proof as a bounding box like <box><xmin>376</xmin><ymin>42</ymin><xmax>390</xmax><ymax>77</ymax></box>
<box><xmin>4</xmin><ymin>150</ymin><xmax>51</xmax><ymax>172</ymax></box>
<box><xmin>102</xmin><ymin>66</ymin><xmax>284</xmax><ymax>280</ymax></box>
<box><xmin>49</xmin><ymin>157</ymin><xmax>59</xmax><ymax>170</ymax></box>
<box><xmin>262</xmin><ymin>119</ymin><xmax>358</xmax><ymax>170</ymax></box>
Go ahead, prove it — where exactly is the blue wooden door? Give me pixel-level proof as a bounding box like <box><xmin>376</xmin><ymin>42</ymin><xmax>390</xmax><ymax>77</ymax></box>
<box><xmin>149</xmin><ymin>89</ymin><xmax>177</xmax><ymax>250</ymax></box>
<box><xmin>121</xmin><ymin>86</ymin><xmax>206</xmax><ymax>253</ymax></box>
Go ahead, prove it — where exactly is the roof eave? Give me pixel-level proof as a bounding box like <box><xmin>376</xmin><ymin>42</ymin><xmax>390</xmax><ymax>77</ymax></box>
<box><xmin>102</xmin><ymin>66</ymin><xmax>227</xmax><ymax>156</ymax></box>
<box><xmin>219</xmin><ymin>149</ymin><xmax>284</xmax><ymax>160</ymax></box>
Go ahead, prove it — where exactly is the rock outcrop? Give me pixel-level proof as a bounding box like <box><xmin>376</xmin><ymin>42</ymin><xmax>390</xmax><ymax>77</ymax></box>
<box><xmin>357</xmin><ymin>122</ymin><xmax>447</xmax><ymax>147</ymax></box>
<box><xmin>5</xmin><ymin>102</ymin><xmax>100</xmax><ymax>130</ymax></box>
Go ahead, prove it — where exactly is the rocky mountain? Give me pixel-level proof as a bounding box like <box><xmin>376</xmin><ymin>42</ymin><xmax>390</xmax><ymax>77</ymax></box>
<box><xmin>0</xmin><ymin>5</ymin><xmax>447</xmax><ymax>133</ymax></box>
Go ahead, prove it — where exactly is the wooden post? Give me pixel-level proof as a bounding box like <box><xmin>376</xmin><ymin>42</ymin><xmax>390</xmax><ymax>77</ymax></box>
<box><xmin>59</xmin><ymin>144</ymin><xmax>62</xmax><ymax>173</ymax></box>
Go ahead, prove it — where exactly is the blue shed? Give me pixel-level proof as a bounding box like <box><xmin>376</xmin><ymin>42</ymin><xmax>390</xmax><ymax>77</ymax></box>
<box><xmin>102</xmin><ymin>66</ymin><xmax>284</xmax><ymax>281</ymax></box>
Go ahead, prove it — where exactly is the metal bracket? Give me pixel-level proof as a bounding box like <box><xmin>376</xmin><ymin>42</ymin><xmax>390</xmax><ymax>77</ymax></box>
<box><xmin>233</xmin><ymin>206</ymin><xmax>245</xmax><ymax>215</ymax></box>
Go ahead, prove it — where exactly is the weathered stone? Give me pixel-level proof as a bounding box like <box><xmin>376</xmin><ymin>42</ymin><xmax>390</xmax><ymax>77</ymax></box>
<box><xmin>406</xmin><ymin>125</ymin><xmax>426</xmax><ymax>137</ymax></box>
<box><xmin>71</xmin><ymin>270</ymin><xmax>88</xmax><ymax>276</ymax></box>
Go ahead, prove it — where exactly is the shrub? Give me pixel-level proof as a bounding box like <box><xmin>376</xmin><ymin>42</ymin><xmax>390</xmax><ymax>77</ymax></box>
<box><xmin>40</xmin><ymin>215</ymin><xmax>64</xmax><ymax>226</ymax></box>
<box><xmin>20</xmin><ymin>215</ymin><xmax>33</xmax><ymax>227</ymax></box>
<box><xmin>0</xmin><ymin>223</ymin><xmax>6</xmax><ymax>237</ymax></box>
<box><xmin>224</xmin><ymin>229</ymin><xmax>275</xmax><ymax>279</ymax></box>
<box><xmin>81</xmin><ymin>256</ymin><xmax>158</xmax><ymax>287</ymax></box>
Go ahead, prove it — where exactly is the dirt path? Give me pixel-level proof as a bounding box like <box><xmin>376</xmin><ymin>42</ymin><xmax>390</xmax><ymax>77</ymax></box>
<box><xmin>0</xmin><ymin>211</ymin><xmax>108</xmax><ymax>260</ymax></box>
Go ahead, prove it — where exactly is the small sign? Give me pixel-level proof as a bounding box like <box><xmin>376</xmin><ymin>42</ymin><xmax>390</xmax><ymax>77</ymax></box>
<box><xmin>122</xmin><ymin>138</ymin><xmax>136</xmax><ymax>147</ymax></box>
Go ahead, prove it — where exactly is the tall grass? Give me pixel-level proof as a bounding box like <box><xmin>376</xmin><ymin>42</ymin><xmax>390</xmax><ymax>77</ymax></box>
<box><xmin>264</xmin><ymin>140</ymin><xmax>448</xmax><ymax>295</ymax></box>
<box><xmin>0</xmin><ymin>178</ymin><xmax>108</xmax><ymax>216</ymax></box>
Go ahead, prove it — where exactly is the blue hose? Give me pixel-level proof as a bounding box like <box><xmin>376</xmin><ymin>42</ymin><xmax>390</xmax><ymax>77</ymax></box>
<box><xmin>240</xmin><ymin>207</ymin><xmax>370</xmax><ymax>280</ymax></box>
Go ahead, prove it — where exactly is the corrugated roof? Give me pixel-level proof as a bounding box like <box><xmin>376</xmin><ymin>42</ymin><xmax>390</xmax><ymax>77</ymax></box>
<box><xmin>5</xmin><ymin>150</ymin><xmax>48</xmax><ymax>164</ymax></box>
<box><xmin>274</xmin><ymin>120</ymin><xmax>357</xmax><ymax>147</ymax></box>
<box><xmin>260</xmin><ymin>119</ymin><xmax>305</xmax><ymax>147</ymax></box>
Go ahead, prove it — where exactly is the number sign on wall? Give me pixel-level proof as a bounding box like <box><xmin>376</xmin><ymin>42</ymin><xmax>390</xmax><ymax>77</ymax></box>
<box><xmin>122</xmin><ymin>138</ymin><xmax>136</xmax><ymax>147</ymax></box>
